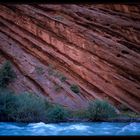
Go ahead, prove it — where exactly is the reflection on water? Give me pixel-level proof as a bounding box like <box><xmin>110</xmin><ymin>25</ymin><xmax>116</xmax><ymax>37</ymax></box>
<box><xmin>0</xmin><ymin>122</ymin><xmax>140</xmax><ymax>136</ymax></box>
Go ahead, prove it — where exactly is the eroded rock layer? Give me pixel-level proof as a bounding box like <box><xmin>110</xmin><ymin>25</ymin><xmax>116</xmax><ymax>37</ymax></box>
<box><xmin>0</xmin><ymin>4</ymin><xmax>140</xmax><ymax>113</ymax></box>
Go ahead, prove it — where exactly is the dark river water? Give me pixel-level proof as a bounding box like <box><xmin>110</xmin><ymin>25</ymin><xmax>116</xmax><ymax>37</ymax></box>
<box><xmin>0</xmin><ymin>122</ymin><xmax>140</xmax><ymax>136</ymax></box>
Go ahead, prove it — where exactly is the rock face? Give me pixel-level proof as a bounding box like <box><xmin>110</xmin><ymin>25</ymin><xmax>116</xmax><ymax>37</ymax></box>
<box><xmin>0</xmin><ymin>4</ymin><xmax>140</xmax><ymax>113</ymax></box>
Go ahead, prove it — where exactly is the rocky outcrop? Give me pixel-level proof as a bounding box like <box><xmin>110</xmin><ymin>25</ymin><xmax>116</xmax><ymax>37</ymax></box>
<box><xmin>0</xmin><ymin>4</ymin><xmax>140</xmax><ymax>113</ymax></box>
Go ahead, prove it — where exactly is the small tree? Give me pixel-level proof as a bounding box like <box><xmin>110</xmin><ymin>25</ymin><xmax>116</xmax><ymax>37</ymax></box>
<box><xmin>0</xmin><ymin>88</ymin><xmax>17</xmax><ymax>121</ymax></box>
<box><xmin>0</xmin><ymin>61</ymin><xmax>16</xmax><ymax>88</ymax></box>
<box><xmin>60</xmin><ymin>76</ymin><xmax>67</xmax><ymax>83</ymax></box>
<box><xmin>88</xmin><ymin>99</ymin><xmax>117</xmax><ymax>121</ymax></box>
<box><xmin>70</xmin><ymin>84</ymin><xmax>80</xmax><ymax>93</ymax></box>
<box><xmin>9</xmin><ymin>92</ymin><xmax>48</xmax><ymax>122</ymax></box>
<box><xmin>46</xmin><ymin>105</ymin><xmax>68</xmax><ymax>122</ymax></box>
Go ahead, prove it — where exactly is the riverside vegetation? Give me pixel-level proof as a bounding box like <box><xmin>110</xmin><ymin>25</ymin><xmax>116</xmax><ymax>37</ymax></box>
<box><xmin>0</xmin><ymin>61</ymin><xmax>139</xmax><ymax>123</ymax></box>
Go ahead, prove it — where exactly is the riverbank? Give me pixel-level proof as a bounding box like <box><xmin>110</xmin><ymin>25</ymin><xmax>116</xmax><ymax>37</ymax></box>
<box><xmin>0</xmin><ymin>61</ymin><xmax>140</xmax><ymax>124</ymax></box>
<box><xmin>1</xmin><ymin>117</ymin><xmax>140</xmax><ymax>124</ymax></box>
<box><xmin>66</xmin><ymin>116</ymin><xmax>140</xmax><ymax>123</ymax></box>
<box><xmin>66</xmin><ymin>118</ymin><xmax>140</xmax><ymax>123</ymax></box>
<box><xmin>100</xmin><ymin>117</ymin><xmax>140</xmax><ymax>122</ymax></box>
<box><xmin>0</xmin><ymin>89</ymin><xmax>140</xmax><ymax>124</ymax></box>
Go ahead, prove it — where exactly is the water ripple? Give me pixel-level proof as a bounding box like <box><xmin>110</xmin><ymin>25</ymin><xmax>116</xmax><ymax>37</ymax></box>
<box><xmin>0</xmin><ymin>122</ymin><xmax>140</xmax><ymax>136</ymax></box>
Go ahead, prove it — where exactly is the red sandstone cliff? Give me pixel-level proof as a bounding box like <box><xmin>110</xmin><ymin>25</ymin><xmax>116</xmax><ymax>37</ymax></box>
<box><xmin>0</xmin><ymin>4</ymin><xmax>140</xmax><ymax>113</ymax></box>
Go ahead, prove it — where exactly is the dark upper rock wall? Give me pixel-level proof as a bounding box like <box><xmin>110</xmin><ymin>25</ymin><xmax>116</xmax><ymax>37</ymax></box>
<box><xmin>0</xmin><ymin>4</ymin><xmax>140</xmax><ymax>113</ymax></box>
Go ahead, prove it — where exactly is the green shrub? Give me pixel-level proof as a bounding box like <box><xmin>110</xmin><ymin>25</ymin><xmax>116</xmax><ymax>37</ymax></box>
<box><xmin>71</xmin><ymin>109</ymin><xmax>90</xmax><ymax>119</ymax></box>
<box><xmin>0</xmin><ymin>88</ymin><xmax>17</xmax><ymax>121</ymax></box>
<box><xmin>0</xmin><ymin>86</ymin><xmax>70</xmax><ymax>123</ymax></box>
<box><xmin>9</xmin><ymin>92</ymin><xmax>49</xmax><ymax>122</ymax></box>
<box><xmin>118</xmin><ymin>104</ymin><xmax>130</xmax><ymax>111</ymax></box>
<box><xmin>53</xmin><ymin>71</ymin><xmax>61</xmax><ymax>78</ymax></box>
<box><xmin>47</xmin><ymin>65</ymin><xmax>54</xmax><ymax>76</ymax></box>
<box><xmin>46</xmin><ymin>105</ymin><xmax>68</xmax><ymax>122</ymax></box>
<box><xmin>0</xmin><ymin>88</ymin><xmax>55</xmax><ymax>122</ymax></box>
<box><xmin>0</xmin><ymin>61</ymin><xmax>16</xmax><ymax>88</ymax></box>
<box><xmin>70</xmin><ymin>84</ymin><xmax>80</xmax><ymax>93</ymax></box>
<box><xmin>60</xmin><ymin>76</ymin><xmax>67</xmax><ymax>83</ymax></box>
<box><xmin>54</xmin><ymin>84</ymin><xmax>61</xmax><ymax>92</ymax></box>
<box><xmin>88</xmin><ymin>99</ymin><xmax>117</xmax><ymax>121</ymax></box>
<box><xmin>54</xmin><ymin>16</ymin><xmax>64</xmax><ymax>21</ymax></box>
<box><xmin>35</xmin><ymin>66</ymin><xmax>44</xmax><ymax>75</ymax></box>
<box><xmin>121</xmin><ymin>111</ymin><xmax>140</xmax><ymax>118</ymax></box>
